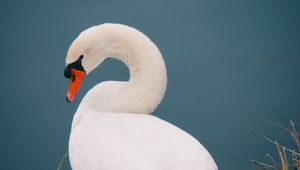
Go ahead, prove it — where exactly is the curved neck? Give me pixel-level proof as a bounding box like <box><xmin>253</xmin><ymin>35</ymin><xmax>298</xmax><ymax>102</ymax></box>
<box><xmin>79</xmin><ymin>24</ymin><xmax>167</xmax><ymax>114</ymax></box>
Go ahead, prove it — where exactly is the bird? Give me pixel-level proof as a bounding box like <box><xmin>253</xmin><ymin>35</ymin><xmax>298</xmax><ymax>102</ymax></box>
<box><xmin>64</xmin><ymin>23</ymin><xmax>218</xmax><ymax>170</ymax></box>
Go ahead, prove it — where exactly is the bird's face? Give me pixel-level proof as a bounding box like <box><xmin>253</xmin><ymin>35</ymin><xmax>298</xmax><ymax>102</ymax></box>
<box><xmin>64</xmin><ymin>55</ymin><xmax>86</xmax><ymax>103</ymax></box>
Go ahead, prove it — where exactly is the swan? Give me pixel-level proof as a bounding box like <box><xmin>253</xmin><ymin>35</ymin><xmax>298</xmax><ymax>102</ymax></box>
<box><xmin>64</xmin><ymin>23</ymin><xmax>218</xmax><ymax>170</ymax></box>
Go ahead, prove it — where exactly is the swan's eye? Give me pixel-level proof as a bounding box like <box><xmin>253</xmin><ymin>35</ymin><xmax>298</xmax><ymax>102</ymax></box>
<box><xmin>64</xmin><ymin>67</ymin><xmax>71</xmax><ymax>78</ymax></box>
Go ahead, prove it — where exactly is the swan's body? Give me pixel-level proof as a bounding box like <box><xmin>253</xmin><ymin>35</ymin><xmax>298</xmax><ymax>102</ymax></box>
<box><xmin>65</xmin><ymin>23</ymin><xmax>217</xmax><ymax>170</ymax></box>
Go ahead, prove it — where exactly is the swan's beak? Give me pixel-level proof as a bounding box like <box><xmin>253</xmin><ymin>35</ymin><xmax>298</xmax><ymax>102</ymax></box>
<box><xmin>66</xmin><ymin>69</ymin><xmax>86</xmax><ymax>103</ymax></box>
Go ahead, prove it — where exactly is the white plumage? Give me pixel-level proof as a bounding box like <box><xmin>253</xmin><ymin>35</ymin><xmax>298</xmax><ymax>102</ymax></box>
<box><xmin>66</xmin><ymin>23</ymin><xmax>217</xmax><ymax>170</ymax></box>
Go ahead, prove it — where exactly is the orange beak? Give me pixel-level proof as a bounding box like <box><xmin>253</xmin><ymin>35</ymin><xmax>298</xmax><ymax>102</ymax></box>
<box><xmin>66</xmin><ymin>69</ymin><xmax>85</xmax><ymax>102</ymax></box>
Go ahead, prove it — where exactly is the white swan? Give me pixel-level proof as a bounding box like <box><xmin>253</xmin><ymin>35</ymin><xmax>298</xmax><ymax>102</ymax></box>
<box><xmin>64</xmin><ymin>23</ymin><xmax>218</xmax><ymax>170</ymax></box>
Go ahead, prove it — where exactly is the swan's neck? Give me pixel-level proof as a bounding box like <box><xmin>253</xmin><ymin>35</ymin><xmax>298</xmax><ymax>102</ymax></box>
<box><xmin>79</xmin><ymin>24</ymin><xmax>167</xmax><ymax>114</ymax></box>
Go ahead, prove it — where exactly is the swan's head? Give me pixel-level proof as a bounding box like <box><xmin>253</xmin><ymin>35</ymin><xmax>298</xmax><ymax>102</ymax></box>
<box><xmin>64</xmin><ymin>27</ymin><xmax>107</xmax><ymax>102</ymax></box>
<box><xmin>63</xmin><ymin>24</ymin><xmax>167</xmax><ymax>112</ymax></box>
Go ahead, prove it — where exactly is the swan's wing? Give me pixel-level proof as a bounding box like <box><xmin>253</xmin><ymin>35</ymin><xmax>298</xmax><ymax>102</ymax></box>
<box><xmin>69</xmin><ymin>112</ymin><xmax>217</xmax><ymax>170</ymax></box>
